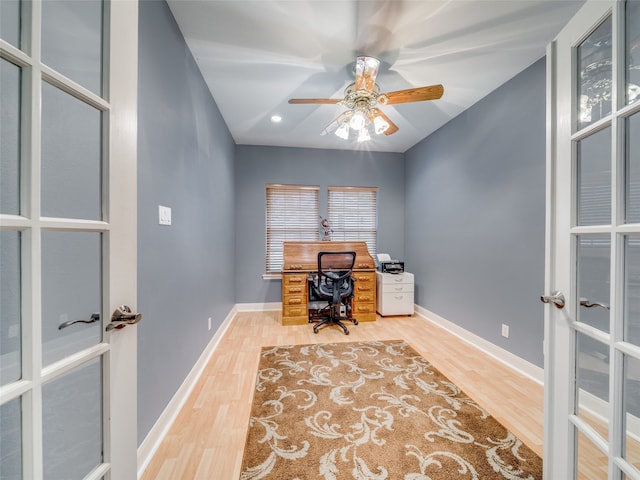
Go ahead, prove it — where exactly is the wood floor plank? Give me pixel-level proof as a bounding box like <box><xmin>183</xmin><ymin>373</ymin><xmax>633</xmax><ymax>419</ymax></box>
<box><xmin>141</xmin><ymin>311</ymin><xmax>545</xmax><ymax>479</ymax></box>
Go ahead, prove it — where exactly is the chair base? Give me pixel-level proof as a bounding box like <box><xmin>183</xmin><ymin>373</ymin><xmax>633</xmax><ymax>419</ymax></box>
<box><xmin>312</xmin><ymin>309</ymin><xmax>358</xmax><ymax>335</ymax></box>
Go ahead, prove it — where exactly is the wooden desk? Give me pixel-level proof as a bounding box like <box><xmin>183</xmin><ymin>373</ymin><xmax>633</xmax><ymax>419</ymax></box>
<box><xmin>281</xmin><ymin>241</ymin><xmax>377</xmax><ymax>325</ymax></box>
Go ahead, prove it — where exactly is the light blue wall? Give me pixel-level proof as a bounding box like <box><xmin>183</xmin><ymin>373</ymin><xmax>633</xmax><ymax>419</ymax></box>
<box><xmin>137</xmin><ymin>1</ymin><xmax>236</xmax><ymax>444</ymax></box>
<box><xmin>234</xmin><ymin>146</ymin><xmax>405</xmax><ymax>303</ymax></box>
<box><xmin>405</xmin><ymin>58</ymin><xmax>547</xmax><ymax>367</ymax></box>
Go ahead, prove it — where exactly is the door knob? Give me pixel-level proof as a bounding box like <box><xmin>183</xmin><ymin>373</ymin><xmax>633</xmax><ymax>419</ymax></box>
<box><xmin>540</xmin><ymin>291</ymin><xmax>565</xmax><ymax>309</ymax></box>
<box><xmin>105</xmin><ymin>305</ymin><xmax>142</xmax><ymax>332</ymax></box>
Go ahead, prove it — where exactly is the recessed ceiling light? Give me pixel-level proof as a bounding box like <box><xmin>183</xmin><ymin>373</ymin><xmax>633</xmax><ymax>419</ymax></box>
<box><xmin>270</xmin><ymin>115</ymin><xmax>282</xmax><ymax>123</ymax></box>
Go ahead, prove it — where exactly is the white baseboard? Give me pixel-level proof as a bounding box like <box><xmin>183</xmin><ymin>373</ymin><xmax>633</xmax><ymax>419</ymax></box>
<box><xmin>414</xmin><ymin>305</ymin><xmax>544</xmax><ymax>385</ymax></box>
<box><xmin>236</xmin><ymin>302</ymin><xmax>281</xmax><ymax>312</ymax></box>
<box><xmin>136</xmin><ymin>305</ymin><xmax>238</xmax><ymax>479</ymax></box>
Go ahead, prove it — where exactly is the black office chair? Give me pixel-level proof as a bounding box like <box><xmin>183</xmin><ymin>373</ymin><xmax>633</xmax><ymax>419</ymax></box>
<box><xmin>309</xmin><ymin>251</ymin><xmax>358</xmax><ymax>335</ymax></box>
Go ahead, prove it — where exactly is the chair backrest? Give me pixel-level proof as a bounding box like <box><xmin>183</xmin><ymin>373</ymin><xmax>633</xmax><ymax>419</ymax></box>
<box><xmin>317</xmin><ymin>251</ymin><xmax>356</xmax><ymax>282</ymax></box>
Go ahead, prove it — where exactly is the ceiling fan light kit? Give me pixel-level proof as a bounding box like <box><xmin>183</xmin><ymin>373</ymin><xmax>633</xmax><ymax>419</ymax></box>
<box><xmin>288</xmin><ymin>55</ymin><xmax>444</xmax><ymax>143</ymax></box>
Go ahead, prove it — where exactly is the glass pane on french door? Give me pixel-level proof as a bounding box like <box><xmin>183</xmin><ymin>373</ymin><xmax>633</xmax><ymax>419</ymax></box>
<box><xmin>42</xmin><ymin>357</ymin><xmax>103</xmax><ymax>479</ymax></box>
<box><xmin>577</xmin><ymin>428</ymin><xmax>608</xmax><ymax>478</ymax></box>
<box><xmin>627</xmin><ymin>114</ymin><xmax>640</xmax><ymax>223</ymax></box>
<box><xmin>41</xmin><ymin>82</ymin><xmax>102</xmax><ymax>220</ymax></box>
<box><xmin>0</xmin><ymin>0</ymin><xmax>20</xmax><ymax>49</ymax></box>
<box><xmin>41</xmin><ymin>0</ymin><xmax>103</xmax><ymax>95</ymax></box>
<box><xmin>0</xmin><ymin>230</ymin><xmax>21</xmax><ymax>386</ymax></box>
<box><xmin>623</xmin><ymin>354</ymin><xmax>640</xmax><ymax>470</ymax></box>
<box><xmin>577</xmin><ymin>15</ymin><xmax>612</xmax><ymax>130</ymax></box>
<box><xmin>627</xmin><ymin>0</ymin><xmax>640</xmax><ymax>107</ymax></box>
<box><xmin>41</xmin><ymin>231</ymin><xmax>102</xmax><ymax>366</ymax></box>
<box><xmin>0</xmin><ymin>57</ymin><xmax>20</xmax><ymax>216</ymax></box>
<box><xmin>626</xmin><ymin>235</ymin><xmax>640</xmax><ymax>345</ymax></box>
<box><xmin>576</xmin><ymin>330</ymin><xmax>610</xmax><ymax>439</ymax></box>
<box><xmin>576</xmin><ymin>235</ymin><xmax>611</xmax><ymax>332</ymax></box>
<box><xmin>0</xmin><ymin>397</ymin><xmax>22</xmax><ymax>479</ymax></box>
<box><xmin>577</xmin><ymin>128</ymin><xmax>612</xmax><ymax>226</ymax></box>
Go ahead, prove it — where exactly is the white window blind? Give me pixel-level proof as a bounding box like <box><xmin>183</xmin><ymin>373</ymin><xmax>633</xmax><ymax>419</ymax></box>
<box><xmin>328</xmin><ymin>186</ymin><xmax>378</xmax><ymax>255</ymax></box>
<box><xmin>265</xmin><ymin>184</ymin><xmax>319</xmax><ymax>273</ymax></box>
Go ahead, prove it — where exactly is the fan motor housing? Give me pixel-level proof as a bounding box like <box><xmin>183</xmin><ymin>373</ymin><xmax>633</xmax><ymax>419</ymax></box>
<box><xmin>343</xmin><ymin>82</ymin><xmax>380</xmax><ymax>109</ymax></box>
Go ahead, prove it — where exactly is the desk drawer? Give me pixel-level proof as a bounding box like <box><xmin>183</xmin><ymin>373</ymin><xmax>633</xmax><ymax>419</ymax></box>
<box><xmin>378</xmin><ymin>272</ymin><xmax>413</xmax><ymax>285</ymax></box>
<box><xmin>355</xmin><ymin>292</ymin><xmax>374</xmax><ymax>303</ymax></box>
<box><xmin>380</xmin><ymin>283</ymin><xmax>414</xmax><ymax>294</ymax></box>
<box><xmin>353</xmin><ymin>302</ymin><xmax>376</xmax><ymax>322</ymax></box>
<box><xmin>283</xmin><ymin>295</ymin><xmax>305</xmax><ymax>306</ymax></box>
<box><xmin>283</xmin><ymin>284</ymin><xmax>305</xmax><ymax>295</ymax></box>
<box><xmin>283</xmin><ymin>274</ymin><xmax>307</xmax><ymax>286</ymax></box>
<box><xmin>353</xmin><ymin>272</ymin><xmax>375</xmax><ymax>284</ymax></box>
<box><xmin>380</xmin><ymin>292</ymin><xmax>414</xmax><ymax>315</ymax></box>
<box><xmin>354</xmin><ymin>302</ymin><xmax>375</xmax><ymax>314</ymax></box>
<box><xmin>356</xmin><ymin>283</ymin><xmax>374</xmax><ymax>292</ymax></box>
<box><xmin>282</xmin><ymin>304</ymin><xmax>307</xmax><ymax>318</ymax></box>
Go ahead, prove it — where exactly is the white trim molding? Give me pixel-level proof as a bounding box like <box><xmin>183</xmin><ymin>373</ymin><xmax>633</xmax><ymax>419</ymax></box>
<box><xmin>414</xmin><ymin>305</ymin><xmax>544</xmax><ymax>385</ymax></box>
<box><xmin>236</xmin><ymin>302</ymin><xmax>281</xmax><ymax>312</ymax></box>
<box><xmin>136</xmin><ymin>305</ymin><xmax>238</xmax><ymax>478</ymax></box>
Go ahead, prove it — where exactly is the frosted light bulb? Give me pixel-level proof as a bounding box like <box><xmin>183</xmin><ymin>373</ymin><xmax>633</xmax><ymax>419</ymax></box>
<box><xmin>373</xmin><ymin>115</ymin><xmax>389</xmax><ymax>134</ymax></box>
<box><xmin>349</xmin><ymin>111</ymin><xmax>366</xmax><ymax>130</ymax></box>
<box><xmin>335</xmin><ymin>123</ymin><xmax>350</xmax><ymax>140</ymax></box>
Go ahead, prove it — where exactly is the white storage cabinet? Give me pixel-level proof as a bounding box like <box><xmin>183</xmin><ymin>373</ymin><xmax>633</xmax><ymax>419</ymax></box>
<box><xmin>375</xmin><ymin>272</ymin><xmax>414</xmax><ymax>316</ymax></box>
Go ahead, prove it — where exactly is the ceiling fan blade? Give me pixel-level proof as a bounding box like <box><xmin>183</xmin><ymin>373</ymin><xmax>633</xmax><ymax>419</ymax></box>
<box><xmin>354</xmin><ymin>56</ymin><xmax>380</xmax><ymax>92</ymax></box>
<box><xmin>288</xmin><ymin>98</ymin><xmax>342</xmax><ymax>105</ymax></box>
<box><xmin>369</xmin><ymin>108</ymin><xmax>399</xmax><ymax>136</ymax></box>
<box><xmin>379</xmin><ymin>84</ymin><xmax>444</xmax><ymax>105</ymax></box>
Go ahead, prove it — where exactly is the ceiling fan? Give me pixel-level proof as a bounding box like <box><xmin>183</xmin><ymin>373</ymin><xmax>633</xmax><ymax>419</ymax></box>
<box><xmin>288</xmin><ymin>56</ymin><xmax>444</xmax><ymax>142</ymax></box>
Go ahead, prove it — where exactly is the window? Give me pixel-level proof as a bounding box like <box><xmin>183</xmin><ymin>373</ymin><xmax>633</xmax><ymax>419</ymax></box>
<box><xmin>328</xmin><ymin>186</ymin><xmax>378</xmax><ymax>255</ymax></box>
<box><xmin>265</xmin><ymin>184</ymin><xmax>319</xmax><ymax>273</ymax></box>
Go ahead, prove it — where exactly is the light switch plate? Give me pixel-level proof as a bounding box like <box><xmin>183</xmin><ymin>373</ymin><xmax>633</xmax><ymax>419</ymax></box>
<box><xmin>159</xmin><ymin>205</ymin><xmax>172</xmax><ymax>226</ymax></box>
<box><xmin>501</xmin><ymin>323</ymin><xmax>509</xmax><ymax>338</ymax></box>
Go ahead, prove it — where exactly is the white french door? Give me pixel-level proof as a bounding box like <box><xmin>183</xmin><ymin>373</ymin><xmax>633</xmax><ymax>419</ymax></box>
<box><xmin>545</xmin><ymin>0</ymin><xmax>640</xmax><ymax>478</ymax></box>
<box><xmin>0</xmin><ymin>1</ymin><xmax>138</xmax><ymax>479</ymax></box>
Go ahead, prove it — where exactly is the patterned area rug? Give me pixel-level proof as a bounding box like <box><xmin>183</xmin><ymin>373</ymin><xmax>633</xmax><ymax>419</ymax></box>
<box><xmin>240</xmin><ymin>340</ymin><xmax>542</xmax><ymax>479</ymax></box>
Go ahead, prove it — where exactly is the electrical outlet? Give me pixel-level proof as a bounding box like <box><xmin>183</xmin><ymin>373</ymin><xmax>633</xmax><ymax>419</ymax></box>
<box><xmin>208</xmin><ymin>317</ymin><xmax>212</xmax><ymax>331</ymax></box>
<box><xmin>501</xmin><ymin>324</ymin><xmax>509</xmax><ymax>338</ymax></box>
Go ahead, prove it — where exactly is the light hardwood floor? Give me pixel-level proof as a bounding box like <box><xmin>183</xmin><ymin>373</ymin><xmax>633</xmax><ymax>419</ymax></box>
<box><xmin>141</xmin><ymin>310</ymin><xmax>545</xmax><ymax>479</ymax></box>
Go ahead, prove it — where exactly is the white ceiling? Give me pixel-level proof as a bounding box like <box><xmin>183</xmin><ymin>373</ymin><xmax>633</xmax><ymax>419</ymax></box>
<box><xmin>166</xmin><ymin>0</ymin><xmax>584</xmax><ymax>153</ymax></box>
